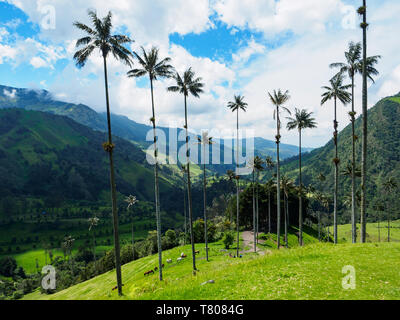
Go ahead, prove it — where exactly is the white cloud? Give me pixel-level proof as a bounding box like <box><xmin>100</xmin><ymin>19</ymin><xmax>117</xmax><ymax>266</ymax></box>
<box><xmin>3</xmin><ymin>88</ymin><xmax>17</xmax><ymax>99</ymax></box>
<box><xmin>213</xmin><ymin>0</ymin><xmax>345</xmax><ymax>35</ymax></box>
<box><xmin>7</xmin><ymin>0</ymin><xmax>212</xmax><ymax>46</ymax></box>
<box><xmin>232</xmin><ymin>38</ymin><xmax>266</xmax><ymax>64</ymax></box>
<box><xmin>30</xmin><ymin>56</ymin><xmax>47</xmax><ymax>68</ymax></box>
<box><xmin>0</xmin><ymin>27</ymin><xmax>10</xmax><ymax>42</ymax></box>
<box><xmin>0</xmin><ymin>43</ymin><xmax>17</xmax><ymax>63</ymax></box>
<box><xmin>0</xmin><ymin>33</ymin><xmax>66</xmax><ymax>69</ymax></box>
<box><xmin>377</xmin><ymin>65</ymin><xmax>400</xmax><ymax>98</ymax></box>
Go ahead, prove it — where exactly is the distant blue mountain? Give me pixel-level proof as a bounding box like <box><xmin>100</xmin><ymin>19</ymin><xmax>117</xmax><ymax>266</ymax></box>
<box><xmin>0</xmin><ymin>84</ymin><xmax>312</xmax><ymax>167</ymax></box>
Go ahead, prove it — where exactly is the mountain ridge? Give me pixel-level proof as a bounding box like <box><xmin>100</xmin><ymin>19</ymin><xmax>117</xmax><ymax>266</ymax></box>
<box><xmin>0</xmin><ymin>84</ymin><xmax>312</xmax><ymax>161</ymax></box>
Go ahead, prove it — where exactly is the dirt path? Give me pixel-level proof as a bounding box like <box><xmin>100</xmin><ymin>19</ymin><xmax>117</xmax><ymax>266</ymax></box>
<box><xmin>241</xmin><ymin>231</ymin><xmax>266</xmax><ymax>255</ymax></box>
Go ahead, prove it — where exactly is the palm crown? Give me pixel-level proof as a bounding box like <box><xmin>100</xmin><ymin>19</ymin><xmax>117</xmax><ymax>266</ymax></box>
<box><xmin>383</xmin><ymin>177</ymin><xmax>398</xmax><ymax>193</ymax></box>
<box><xmin>280</xmin><ymin>175</ymin><xmax>295</xmax><ymax>197</ymax></box>
<box><xmin>268</xmin><ymin>89</ymin><xmax>291</xmax><ymax>131</ymax></box>
<box><xmin>330</xmin><ymin>41</ymin><xmax>381</xmax><ymax>82</ymax></box>
<box><xmin>73</xmin><ymin>10</ymin><xmax>133</xmax><ymax>67</ymax></box>
<box><xmin>248</xmin><ymin>156</ymin><xmax>264</xmax><ymax>172</ymax></box>
<box><xmin>227</xmin><ymin>95</ymin><xmax>248</xmax><ymax>113</ymax></box>
<box><xmin>167</xmin><ymin>68</ymin><xmax>204</xmax><ymax>97</ymax></box>
<box><xmin>127</xmin><ymin>46</ymin><xmax>174</xmax><ymax>81</ymax></box>
<box><xmin>269</xmin><ymin>89</ymin><xmax>290</xmax><ymax>108</ymax></box>
<box><xmin>321</xmin><ymin>73</ymin><xmax>352</xmax><ymax>106</ymax></box>
<box><xmin>287</xmin><ymin>108</ymin><xmax>317</xmax><ymax>132</ymax></box>
<box><xmin>253</xmin><ymin>156</ymin><xmax>265</xmax><ymax>172</ymax></box>
<box><xmin>265</xmin><ymin>156</ymin><xmax>275</xmax><ymax>170</ymax></box>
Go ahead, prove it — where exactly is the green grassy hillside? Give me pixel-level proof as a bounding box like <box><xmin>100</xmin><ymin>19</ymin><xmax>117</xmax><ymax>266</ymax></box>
<box><xmin>23</xmin><ymin>238</ymin><xmax>400</xmax><ymax>300</ymax></box>
<box><xmin>337</xmin><ymin>219</ymin><xmax>400</xmax><ymax>243</ymax></box>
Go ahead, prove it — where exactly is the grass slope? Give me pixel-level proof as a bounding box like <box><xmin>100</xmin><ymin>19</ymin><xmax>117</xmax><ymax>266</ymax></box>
<box><xmin>23</xmin><ymin>235</ymin><xmax>400</xmax><ymax>300</ymax></box>
<box><xmin>338</xmin><ymin>220</ymin><xmax>400</xmax><ymax>243</ymax></box>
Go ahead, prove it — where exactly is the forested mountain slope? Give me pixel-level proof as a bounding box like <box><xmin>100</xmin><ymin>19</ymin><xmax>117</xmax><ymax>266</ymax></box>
<box><xmin>282</xmin><ymin>93</ymin><xmax>400</xmax><ymax>218</ymax></box>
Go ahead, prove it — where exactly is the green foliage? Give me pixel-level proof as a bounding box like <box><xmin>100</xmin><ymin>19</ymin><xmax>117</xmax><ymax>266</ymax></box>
<box><xmin>222</xmin><ymin>232</ymin><xmax>234</xmax><ymax>249</ymax></box>
<box><xmin>164</xmin><ymin>230</ymin><xmax>177</xmax><ymax>249</ymax></box>
<box><xmin>0</xmin><ymin>256</ymin><xmax>17</xmax><ymax>277</ymax></box>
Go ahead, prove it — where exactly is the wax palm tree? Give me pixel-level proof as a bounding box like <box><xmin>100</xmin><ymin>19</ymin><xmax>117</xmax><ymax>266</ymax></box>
<box><xmin>88</xmin><ymin>215</ymin><xmax>100</xmax><ymax>260</ymax></box>
<box><xmin>226</xmin><ymin>170</ymin><xmax>236</xmax><ymax>225</ymax></box>
<box><xmin>125</xmin><ymin>195</ymin><xmax>139</xmax><ymax>260</ymax></box>
<box><xmin>383</xmin><ymin>177</ymin><xmax>398</xmax><ymax>242</ymax></box>
<box><xmin>254</xmin><ymin>156</ymin><xmax>264</xmax><ymax>245</ymax></box>
<box><xmin>168</xmin><ymin>68</ymin><xmax>204</xmax><ymax>272</ymax></box>
<box><xmin>268</xmin><ymin>89</ymin><xmax>291</xmax><ymax>249</ymax></box>
<box><xmin>287</xmin><ymin>108</ymin><xmax>317</xmax><ymax>245</ymax></box>
<box><xmin>314</xmin><ymin>192</ymin><xmax>324</xmax><ymax>241</ymax></box>
<box><xmin>227</xmin><ymin>95</ymin><xmax>248</xmax><ymax>257</ymax></box>
<box><xmin>248</xmin><ymin>156</ymin><xmax>264</xmax><ymax>252</ymax></box>
<box><xmin>330</xmin><ymin>41</ymin><xmax>380</xmax><ymax>243</ymax></box>
<box><xmin>315</xmin><ymin>173</ymin><xmax>330</xmax><ymax>242</ymax></box>
<box><xmin>198</xmin><ymin>132</ymin><xmax>213</xmax><ymax>261</ymax></box>
<box><xmin>247</xmin><ymin>158</ymin><xmax>257</xmax><ymax>252</ymax></box>
<box><xmin>373</xmin><ymin>201</ymin><xmax>385</xmax><ymax>242</ymax></box>
<box><xmin>341</xmin><ymin>163</ymin><xmax>361</xmax><ymax>178</ymax></box>
<box><xmin>62</xmin><ymin>235</ymin><xmax>75</xmax><ymax>263</ymax></box>
<box><xmin>180</xmin><ymin>165</ymin><xmax>188</xmax><ymax>245</ymax></box>
<box><xmin>321</xmin><ymin>74</ymin><xmax>351</xmax><ymax>244</ymax></box>
<box><xmin>358</xmin><ymin>1</ymin><xmax>369</xmax><ymax>243</ymax></box>
<box><xmin>127</xmin><ymin>46</ymin><xmax>174</xmax><ymax>280</ymax></box>
<box><xmin>265</xmin><ymin>156</ymin><xmax>275</xmax><ymax>234</ymax></box>
<box><xmin>281</xmin><ymin>176</ymin><xmax>294</xmax><ymax>248</ymax></box>
<box><xmin>73</xmin><ymin>10</ymin><xmax>133</xmax><ymax>295</ymax></box>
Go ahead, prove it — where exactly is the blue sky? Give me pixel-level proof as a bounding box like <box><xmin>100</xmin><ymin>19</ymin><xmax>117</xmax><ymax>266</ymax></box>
<box><xmin>1</xmin><ymin>0</ymin><xmax>399</xmax><ymax>147</ymax></box>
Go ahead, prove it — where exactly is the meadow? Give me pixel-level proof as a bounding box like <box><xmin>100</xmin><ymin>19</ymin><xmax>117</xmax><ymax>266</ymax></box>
<box><xmin>22</xmin><ymin>224</ymin><xmax>400</xmax><ymax>300</ymax></box>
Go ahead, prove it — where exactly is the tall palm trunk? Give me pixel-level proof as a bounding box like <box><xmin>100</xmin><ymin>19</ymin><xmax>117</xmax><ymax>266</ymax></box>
<box><xmin>253</xmin><ymin>170</ymin><xmax>256</xmax><ymax>252</ymax></box>
<box><xmin>184</xmin><ymin>95</ymin><xmax>196</xmax><ymax>271</ymax></box>
<box><xmin>256</xmin><ymin>176</ymin><xmax>259</xmax><ymax>245</ymax></box>
<box><xmin>318</xmin><ymin>211</ymin><xmax>321</xmax><ymax>242</ymax></box>
<box><xmin>377</xmin><ymin>218</ymin><xmax>380</xmax><ymax>242</ymax></box>
<box><xmin>103</xmin><ymin>56</ymin><xmax>122</xmax><ymax>295</ymax></box>
<box><xmin>298</xmin><ymin>129</ymin><xmax>303</xmax><ymax>246</ymax></box>
<box><xmin>360</xmin><ymin>0</ymin><xmax>368</xmax><ymax>243</ymax></box>
<box><xmin>333</xmin><ymin>96</ymin><xmax>338</xmax><ymax>244</ymax></box>
<box><xmin>327</xmin><ymin>225</ymin><xmax>330</xmax><ymax>242</ymax></box>
<box><xmin>131</xmin><ymin>223</ymin><xmax>135</xmax><ymax>260</ymax></box>
<box><xmin>93</xmin><ymin>232</ymin><xmax>96</xmax><ymax>261</ymax></box>
<box><xmin>268</xmin><ymin>191</ymin><xmax>271</xmax><ymax>234</ymax></box>
<box><xmin>236</xmin><ymin>109</ymin><xmax>240</xmax><ymax>257</ymax></box>
<box><xmin>283</xmin><ymin>190</ymin><xmax>288</xmax><ymax>248</ymax></box>
<box><xmin>351</xmin><ymin>75</ymin><xmax>357</xmax><ymax>243</ymax></box>
<box><xmin>150</xmin><ymin>78</ymin><xmax>163</xmax><ymax>281</ymax></box>
<box><xmin>183</xmin><ymin>176</ymin><xmax>187</xmax><ymax>245</ymax></box>
<box><xmin>387</xmin><ymin>204</ymin><xmax>391</xmax><ymax>242</ymax></box>
<box><xmin>202</xmin><ymin>145</ymin><xmax>209</xmax><ymax>262</ymax></box>
<box><xmin>276</xmin><ymin>106</ymin><xmax>281</xmax><ymax>249</ymax></box>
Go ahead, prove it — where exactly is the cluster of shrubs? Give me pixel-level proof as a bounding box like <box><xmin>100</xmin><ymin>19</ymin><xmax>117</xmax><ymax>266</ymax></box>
<box><xmin>0</xmin><ymin>256</ymin><xmax>39</xmax><ymax>300</ymax></box>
